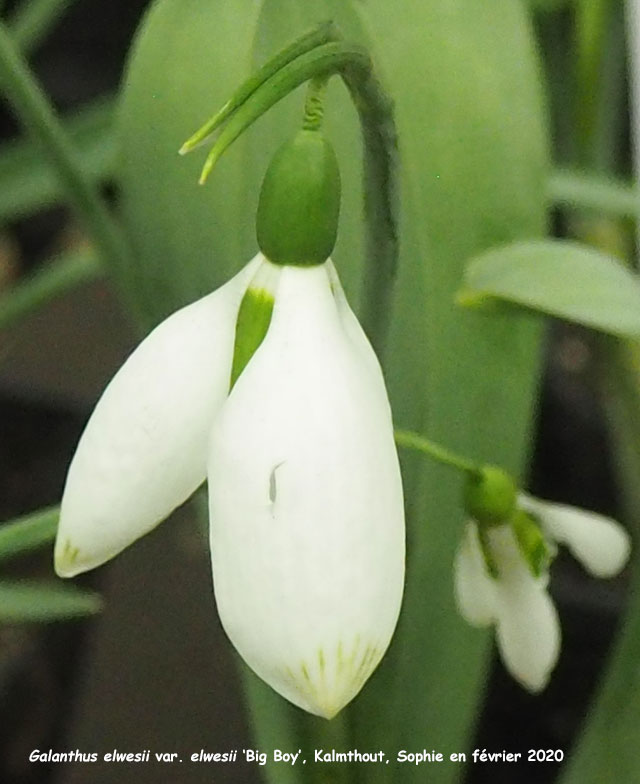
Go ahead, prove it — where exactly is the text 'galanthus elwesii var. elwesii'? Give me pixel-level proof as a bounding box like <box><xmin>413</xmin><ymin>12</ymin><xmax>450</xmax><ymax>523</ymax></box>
<box><xmin>54</xmin><ymin>128</ymin><xmax>405</xmax><ymax>719</ymax></box>
<box><xmin>455</xmin><ymin>468</ymin><xmax>629</xmax><ymax>692</ymax></box>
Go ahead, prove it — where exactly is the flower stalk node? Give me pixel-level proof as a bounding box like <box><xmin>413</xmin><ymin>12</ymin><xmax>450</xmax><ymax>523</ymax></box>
<box><xmin>463</xmin><ymin>465</ymin><xmax>517</xmax><ymax>527</ymax></box>
<box><xmin>302</xmin><ymin>76</ymin><xmax>327</xmax><ymax>131</ymax></box>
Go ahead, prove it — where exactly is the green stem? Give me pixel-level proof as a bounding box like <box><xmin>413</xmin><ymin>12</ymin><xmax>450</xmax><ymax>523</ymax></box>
<box><xmin>394</xmin><ymin>429</ymin><xmax>482</xmax><ymax>477</ymax></box>
<box><xmin>344</xmin><ymin>55</ymin><xmax>398</xmax><ymax>358</ymax></box>
<box><xmin>0</xmin><ymin>505</ymin><xmax>59</xmax><ymax>564</ymax></box>
<box><xmin>0</xmin><ymin>21</ymin><xmax>129</xmax><ymax>272</ymax></box>
<box><xmin>10</xmin><ymin>0</ymin><xmax>78</xmax><ymax>55</ymax></box>
<box><xmin>302</xmin><ymin>76</ymin><xmax>327</xmax><ymax>131</ymax></box>
<box><xmin>0</xmin><ymin>248</ymin><xmax>102</xmax><ymax>331</ymax></box>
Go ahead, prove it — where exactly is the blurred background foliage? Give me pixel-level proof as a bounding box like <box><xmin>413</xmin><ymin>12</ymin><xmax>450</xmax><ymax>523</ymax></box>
<box><xmin>0</xmin><ymin>0</ymin><xmax>638</xmax><ymax>782</ymax></box>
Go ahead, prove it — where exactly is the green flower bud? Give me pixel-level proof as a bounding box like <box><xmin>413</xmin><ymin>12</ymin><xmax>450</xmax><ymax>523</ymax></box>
<box><xmin>257</xmin><ymin>129</ymin><xmax>341</xmax><ymax>266</ymax></box>
<box><xmin>464</xmin><ymin>465</ymin><xmax>517</xmax><ymax>527</ymax></box>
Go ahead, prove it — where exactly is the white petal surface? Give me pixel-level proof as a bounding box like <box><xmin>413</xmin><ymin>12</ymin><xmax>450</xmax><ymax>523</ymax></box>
<box><xmin>208</xmin><ymin>262</ymin><xmax>405</xmax><ymax>718</ymax></box>
<box><xmin>489</xmin><ymin>526</ymin><xmax>561</xmax><ymax>693</ymax></box>
<box><xmin>453</xmin><ymin>522</ymin><xmax>498</xmax><ymax>626</ymax></box>
<box><xmin>520</xmin><ymin>494</ymin><xmax>631</xmax><ymax>578</ymax></box>
<box><xmin>55</xmin><ymin>255</ymin><xmax>262</xmax><ymax>577</ymax></box>
<box><xmin>325</xmin><ymin>259</ymin><xmax>382</xmax><ymax>381</ymax></box>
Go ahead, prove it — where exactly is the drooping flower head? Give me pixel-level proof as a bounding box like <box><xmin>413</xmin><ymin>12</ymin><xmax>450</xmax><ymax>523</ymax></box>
<box><xmin>454</xmin><ymin>466</ymin><xmax>630</xmax><ymax>692</ymax></box>
<box><xmin>54</xmin><ymin>123</ymin><xmax>405</xmax><ymax>718</ymax></box>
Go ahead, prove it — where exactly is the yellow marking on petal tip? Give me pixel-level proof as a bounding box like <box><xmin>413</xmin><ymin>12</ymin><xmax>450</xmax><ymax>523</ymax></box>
<box><xmin>336</xmin><ymin>640</ymin><xmax>344</xmax><ymax>673</ymax></box>
<box><xmin>281</xmin><ymin>637</ymin><xmax>382</xmax><ymax>719</ymax></box>
<box><xmin>61</xmin><ymin>539</ymin><xmax>80</xmax><ymax>565</ymax></box>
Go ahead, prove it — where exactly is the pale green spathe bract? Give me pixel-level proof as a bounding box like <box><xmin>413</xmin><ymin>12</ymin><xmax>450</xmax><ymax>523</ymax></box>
<box><xmin>454</xmin><ymin>494</ymin><xmax>630</xmax><ymax>692</ymax></box>
<box><xmin>54</xmin><ymin>255</ymin><xmax>404</xmax><ymax>718</ymax></box>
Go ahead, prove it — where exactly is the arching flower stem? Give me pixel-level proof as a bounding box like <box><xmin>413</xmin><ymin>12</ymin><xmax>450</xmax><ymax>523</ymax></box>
<box><xmin>394</xmin><ymin>428</ymin><xmax>484</xmax><ymax>479</ymax></box>
<box><xmin>180</xmin><ymin>22</ymin><xmax>398</xmax><ymax>357</ymax></box>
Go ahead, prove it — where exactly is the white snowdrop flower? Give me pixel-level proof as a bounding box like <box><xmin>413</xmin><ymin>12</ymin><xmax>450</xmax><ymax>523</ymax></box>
<box><xmin>56</xmin><ymin>117</ymin><xmax>405</xmax><ymax>717</ymax></box>
<box><xmin>54</xmin><ymin>254</ymin><xmax>262</xmax><ymax>577</ymax></box>
<box><xmin>54</xmin><ymin>252</ymin><xmax>405</xmax><ymax>718</ymax></box>
<box><xmin>455</xmin><ymin>519</ymin><xmax>560</xmax><ymax>692</ymax></box>
<box><xmin>208</xmin><ymin>260</ymin><xmax>405</xmax><ymax>718</ymax></box>
<box><xmin>455</xmin><ymin>493</ymin><xmax>630</xmax><ymax>692</ymax></box>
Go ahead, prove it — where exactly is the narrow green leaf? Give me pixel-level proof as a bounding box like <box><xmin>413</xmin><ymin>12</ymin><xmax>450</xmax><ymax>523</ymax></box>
<box><xmin>460</xmin><ymin>239</ymin><xmax>640</xmax><ymax>338</ymax></box>
<box><xmin>0</xmin><ymin>580</ymin><xmax>101</xmax><ymax>623</ymax></box>
<box><xmin>548</xmin><ymin>169</ymin><xmax>638</xmax><ymax>219</ymax></box>
<box><xmin>9</xmin><ymin>0</ymin><xmax>79</xmax><ymax>55</ymax></box>
<box><xmin>0</xmin><ymin>24</ymin><xmax>128</xmax><ymax>276</ymax></box>
<box><xmin>0</xmin><ymin>505</ymin><xmax>59</xmax><ymax>563</ymax></box>
<box><xmin>0</xmin><ymin>94</ymin><xmax>116</xmax><ymax>221</ymax></box>
<box><xmin>0</xmin><ymin>248</ymin><xmax>102</xmax><ymax>332</ymax></box>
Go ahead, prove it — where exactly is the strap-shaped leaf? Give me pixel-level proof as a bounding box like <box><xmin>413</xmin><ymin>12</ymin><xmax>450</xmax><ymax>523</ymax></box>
<box><xmin>460</xmin><ymin>239</ymin><xmax>640</xmax><ymax>338</ymax></box>
<box><xmin>0</xmin><ymin>580</ymin><xmax>101</xmax><ymax>623</ymax></box>
<box><xmin>0</xmin><ymin>505</ymin><xmax>59</xmax><ymax>563</ymax></box>
<box><xmin>0</xmin><ymin>94</ymin><xmax>115</xmax><ymax>221</ymax></box>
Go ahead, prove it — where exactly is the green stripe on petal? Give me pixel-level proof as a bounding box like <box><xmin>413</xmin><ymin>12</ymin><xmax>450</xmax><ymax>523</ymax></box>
<box><xmin>230</xmin><ymin>261</ymin><xmax>279</xmax><ymax>388</ymax></box>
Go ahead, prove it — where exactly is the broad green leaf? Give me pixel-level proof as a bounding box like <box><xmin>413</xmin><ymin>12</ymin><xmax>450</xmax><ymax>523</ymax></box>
<box><xmin>528</xmin><ymin>0</ymin><xmax>570</xmax><ymax>11</ymax></box>
<box><xmin>460</xmin><ymin>239</ymin><xmax>640</xmax><ymax>338</ymax></box>
<box><xmin>350</xmin><ymin>4</ymin><xmax>548</xmax><ymax>781</ymax></box>
<box><xmin>119</xmin><ymin>0</ymin><xmax>264</xmax><ymax>330</ymax></box>
<box><xmin>0</xmin><ymin>94</ymin><xmax>115</xmax><ymax>221</ymax></box>
<box><xmin>0</xmin><ymin>505</ymin><xmax>59</xmax><ymax>563</ymax></box>
<box><xmin>0</xmin><ymin>580</ymin><xmax>101</xmax><ymax>623</ymax></box>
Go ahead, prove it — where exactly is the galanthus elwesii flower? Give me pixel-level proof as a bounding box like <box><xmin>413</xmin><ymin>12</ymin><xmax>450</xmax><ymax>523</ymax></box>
<box><xmin>455</xmin><ymin>474</ymin><xmax>630</xmax><ymax>692</ymax></box>
<box><xmin>54</xmin><ymin>126</ymin><xmax>406</xmax><ymax>719</ymax></box>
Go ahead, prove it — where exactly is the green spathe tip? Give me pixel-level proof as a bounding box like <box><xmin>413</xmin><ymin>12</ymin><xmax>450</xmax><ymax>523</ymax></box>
<box><xmin>256</xmin><ymin>129</ymin><xmax>341</xmax><ymax>266</ymax></box>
